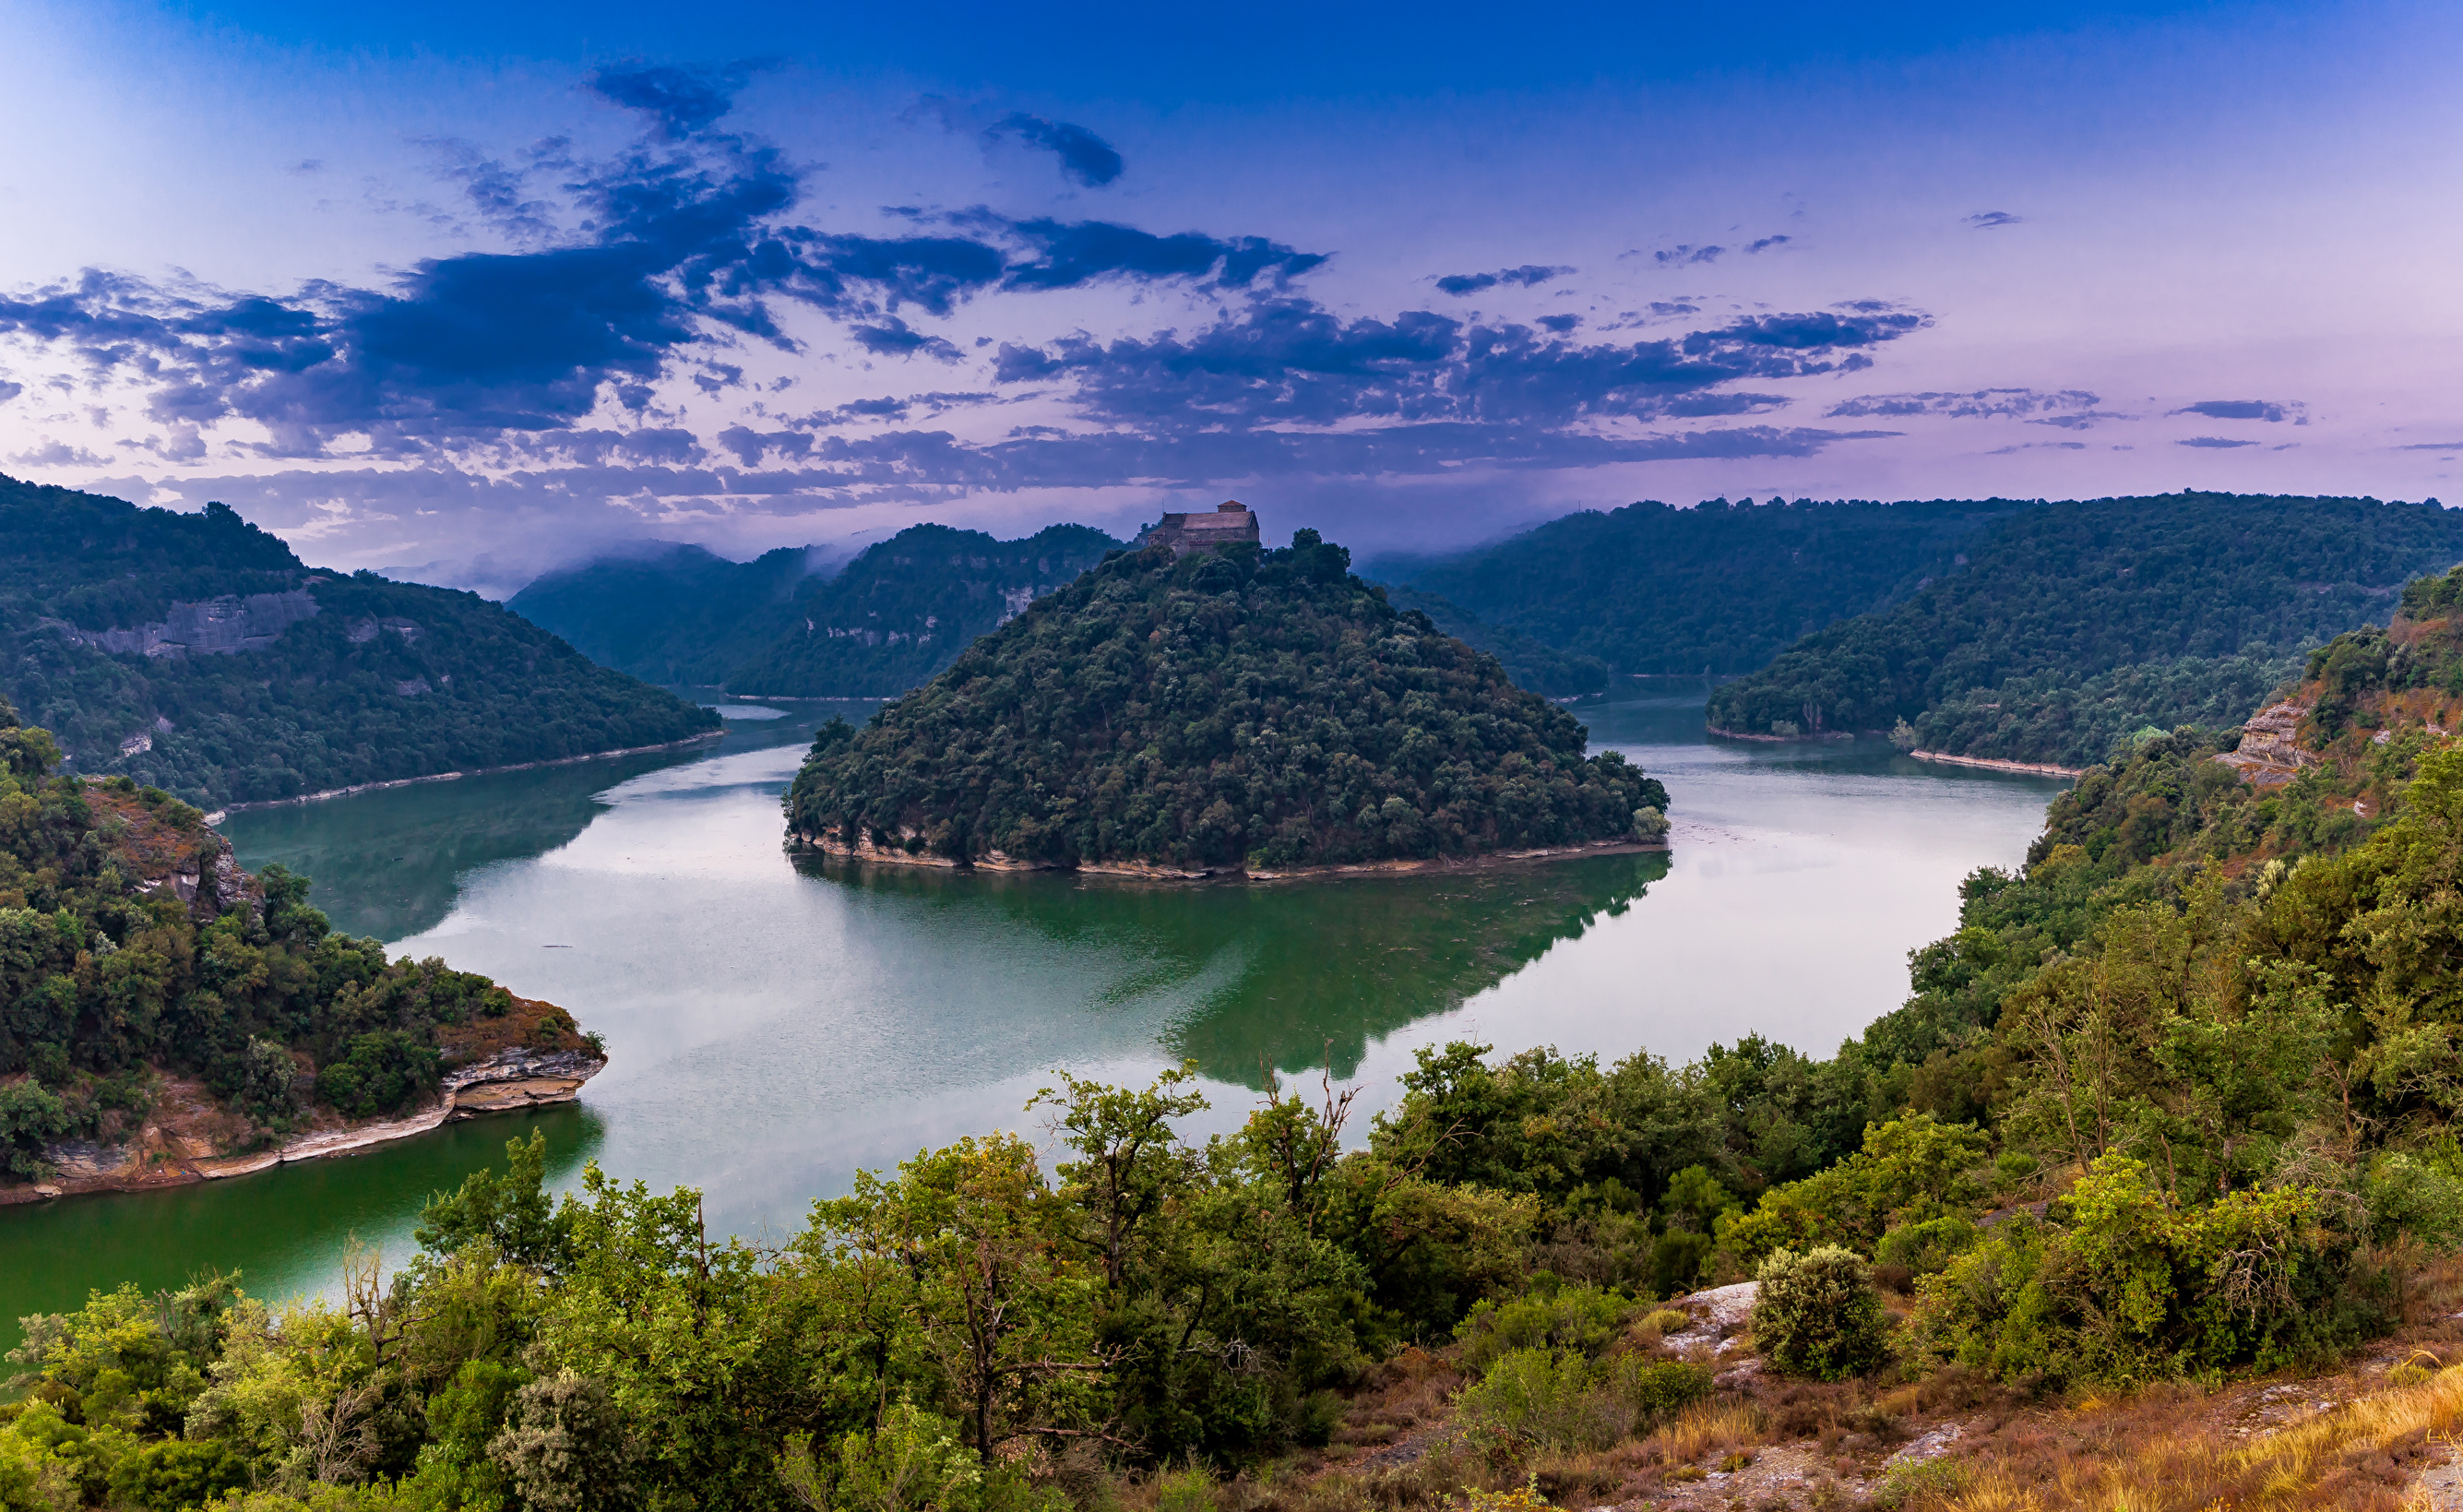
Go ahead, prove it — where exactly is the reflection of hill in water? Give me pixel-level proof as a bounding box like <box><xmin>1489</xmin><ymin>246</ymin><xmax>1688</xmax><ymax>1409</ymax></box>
<box><xmin>791</xmin><ymin>851</ymin><xmax>1668</xmax><ymax>1087</ymax></box>
<box><xmin>220</xmin><ymin>749</ymin><xmax>703</xmax><ymax>940</ymax></box>
<box><xmin>220</xmin><ymin>708</ymin><xmax>856</xmax><ymax>942</ymax></box>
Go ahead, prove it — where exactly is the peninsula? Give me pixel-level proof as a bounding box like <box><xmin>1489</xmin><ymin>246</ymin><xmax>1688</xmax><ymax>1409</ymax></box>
<box><xmin>783</xmin><ymin>527</ymin><xmax>1667</xmax><ymax>875</ymax></box>
<box><xmin>0</xmin><ymin>697</ymin><xmax>602</xmax><ymax>1197</ymax></box>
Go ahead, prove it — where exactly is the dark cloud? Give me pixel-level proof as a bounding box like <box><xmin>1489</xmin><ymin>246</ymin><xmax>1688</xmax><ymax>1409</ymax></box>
<box><xmin>1964</xmin><ymin>211</ymin><xmax>2023</xmax><ymax>229</ymax></box>
<box><xmin>993</xmin><ymin>296</ymin><xmax>1923</xmax><ymax>432</ymax></box>
<box><xmin>850</xmin><ymin>317</ymin><xmax>963</xmax><ymax>362</ymax></box>
<box><xmin>0</xmin><ymin>379</ymin><xmax>20</xmax><ymax>405</ymax></box>
<box><xmin>1434</xmin><ymin>264</ymin><xmax>1574</xmax><ymax>296</ymax></box>
<box><xmin>2397</xmin><ymin>441</ymin><xmax>2463</xmax><ymax>451</ymax></box>
<box><xmin>1746</xmin><ymin>235</ymin><xmax>1791</xmax><ymax>253</ymax></box>
<box><xmin>586</xmin><ymin>63</ymin><xmax>756</xmax><ymax>140</ymax></box>
<box><xmin>1654</xmin><ymin>244</ymin><xmax>1723</xmax><ymax>266</ymax></box>
<box><xmin>1826</xmin><ymin>387</ymin><xmax>2102</xmax><ymax>422</ymax></box>
<box><xmin>2176</xmin><ymin>436</ymin><xmax>2258</xmax><ymax>448</ymax></box>
<box><xmin>985</xmin><ymin>113</ymin><xmax>1125</xmax><ymax>187</ymax></box>
<box><xmin>2171</xmin><ymin>399</ymin><xmax>2301</xmax><ymax>423</ymax></box>
<box><xmin>1537</xmin><ymin>314</ymin><xmax>1580</xmax><ymax>334</ymax></box>
<box><xmin>1645</xmin><ymin>302</ymin><xmax>1699</xmax><ymax>317</ymax></box>
<box><xmin>993</xmin><ymin>218</ymin><xmax>1326</xmax><ymax>292</ymax></box>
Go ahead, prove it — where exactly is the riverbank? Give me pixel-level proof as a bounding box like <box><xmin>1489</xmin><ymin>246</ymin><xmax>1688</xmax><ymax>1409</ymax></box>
<box><xmin>789</xmin><ymin>833</ymin><xmax>1669</xmax><ymax>880</ymax></box>
<box><xmin>1907</xmin><ymin>748</ymin><xmax>2086</xmax><ymax>778</ymax></box>
<box><xmin>201</xmin><ymin>732</ymin><xmax>725</xmax><ymax>823</ymax></box>
<box><xmin>2</xmin><ymin>1043</ymin><xmax>605</xmax><ymax>1206</ymax></box>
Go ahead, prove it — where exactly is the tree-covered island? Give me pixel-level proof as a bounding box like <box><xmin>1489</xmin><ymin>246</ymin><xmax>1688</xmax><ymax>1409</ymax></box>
<box><xmin>782</xmin><ymin>531</ymin><xmax>1668</xmax><ymax>875</ymax></box>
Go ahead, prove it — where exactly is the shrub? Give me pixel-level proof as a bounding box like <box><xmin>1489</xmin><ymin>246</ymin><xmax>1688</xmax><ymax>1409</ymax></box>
<box><xmin>1639</xmin><ymin>1307</ymin><xmax>1690</xmax><ymax>1337</ymax></box>
<box><xmin>1455</xmin><ymin>1284</ymin><xmax>1636</xmax><ymax>1375</ymax></box>
<box><xmin>1753</xmin><ymin>1247</ymin><xmax>1890</xmax><ymax>1380</ymax></box>
<box><xmin>1874</xmin><ymin>1216</ymin><xmax>1981</xmax><ymax>1279</ymax></box>
<box><xmin>1600</xmin><ymin>1356</ymin><xmax>1710</xmax><ymax>1423</ymax></box>
<box><xmin>1454</xmin><ymin>1349</ymin><xmax>1627</xmax><ymax>1451</ymax></box>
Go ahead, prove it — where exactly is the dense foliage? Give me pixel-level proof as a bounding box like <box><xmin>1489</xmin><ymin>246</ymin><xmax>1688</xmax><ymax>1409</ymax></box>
<box><xmin>1371</xmin><ymin>496</ymin><xmax>2038</xmax><ymax>675</ymax></box>
<box><xmin>0</xmin><ymin>696</ymin><xmax>588</xmax><ymax>1179</ymax></box>
<box><xmin>784</xmin><ymin>533</ymin><xmax>1665</xmax><ymax>871</ymax></box>
<box><xmin>509</xmin><ymin>525</ymin><xmax>1124</xmax><ymax>697</ymax></box>
<box><xmin>1378</xmin><ymin>588</ymin><xmax>1610</xmax><ymax>698</ymax></box>
<box><xmin>1705</xmin><ymin>492</ymin><xmax>2463</xmax><ymax>764</ymax></box>
<box><xmin>0</xmin><ymin>477</ymin><xmax>719</xmax><ymax>808</ymax></box>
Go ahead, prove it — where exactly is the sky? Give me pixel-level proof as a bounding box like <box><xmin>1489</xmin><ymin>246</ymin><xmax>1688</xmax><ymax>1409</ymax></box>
<box><xmin>2</xmin><ymin>0</ymin><xmax>2460</xmax><ymax>594</ymax></box>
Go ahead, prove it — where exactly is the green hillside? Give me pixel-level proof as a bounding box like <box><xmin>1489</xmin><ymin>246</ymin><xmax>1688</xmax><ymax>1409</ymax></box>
<box><xmin>0</xmin><ymin>699</ymin><xmax>593</xmax><ymax>1178</ymax></box>
<box><xmin>786</xmin><ymin>530</ymin><xmax>1664</xmax><ymax>872</ymax></box>
<box><xmin>0</xmin><ymin>476</ymin><xmax>719</xmax><ymax>808</ymax></box>
<box><xmin>509</xmin><ymin>523</ymin><xmax>1124</xmax><ymax>696</ymax></box>
<box><xmin>1370</xmin><ymin>495</ymin><xmax>2039</xmax><ymax>674</ymax></box>
<box><xmin>1704</xmin><ymin>492</ymin><xmax>2463</xmax><ymax>765</ymax></box>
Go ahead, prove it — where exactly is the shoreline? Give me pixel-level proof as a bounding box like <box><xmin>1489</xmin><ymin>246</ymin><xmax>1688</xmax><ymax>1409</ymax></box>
<box><xmin>790</xmin><ymin>835</ymin><xmax>1669</xmax><ymax>883</ymax></box>
<box><xmin>201</xmin><ymin>732</ymin><xmax>725</xmax><ymax>824</ymax></box>
<box><xmin>2</xmin><ymin>1047</ymin><xmax>606</xmax><ymax>1207</ymax></box>
<box><xmin>1907</xmin><ymin>748</ymin><xmax>2085</xmax><ymax>779</ymax></box>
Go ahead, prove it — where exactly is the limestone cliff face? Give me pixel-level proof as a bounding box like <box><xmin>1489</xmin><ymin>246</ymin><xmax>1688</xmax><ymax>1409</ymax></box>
<box><xmin>41</xmin><ymin>589</ymin><xmax>320</xmax><ymax>659</ymax></box>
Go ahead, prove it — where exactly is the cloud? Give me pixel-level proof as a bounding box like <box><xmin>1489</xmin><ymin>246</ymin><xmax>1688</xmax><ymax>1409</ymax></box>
<box><xmin>0</xmin><ymin>115</ymin><xmax>1328</xmax><ymax>458</ymax></box>
<box><xmin>1826</xmin><ymin>387</ymin><xmax>2104</xmax><ymax>422</ymax></box>
<box><xmin>993</xmin><ymin>296</ymin><xmax>1925</xmax><ymax>432</ymax></box>
<box><xmin>1654</xmin><ymin>244</ymin><xmax>1723</xmax><ymax>266</ymax></box>
<box><xmin>0</xmin><ymin>379</ymin><xmax>20</xmax><ymax>405</ymax></box>
<box><xmin>1434</xmin><ymin>264</ymin><xmax>1574</xmax><ymax>297</ymax></box>
<box><xmin>2176</xmin><ymin>436</ymin><xmax>2257</xmax><ymax>448</ymax></box>
<box><xmin>2171</xmin><ymin>399</ymin><xmax>2302</xmax><ymax>423</ymax></box>
<box><xmin>11</xmin><ymin>439</ymin><xmax>109</xmax><ymax>467</ymax></box>
<box><xmin>1964</xmin><ymin>211</ymin><xmax>2023</xmax><ymax>229</ymax></box>
<box><xmin>985</xmin><ymin>113</ymin><xmax>1125</xmax><ymax>187</ymax></box>
<box><xmin>992</xmin><ymin>217</ymin><xmax>1326</xmax><ymax>292</ymax></box>
<box><xmin>1746</xmin><ymin>235</ymin><xmax>1791</xmax><ymax>253</ymax></box>
<box><xmin>1988</xmin><ymin>440</ymin><xmax>2088</xmax><ymax>454</ymax></box>
<box><xmin>586</xmin><ymin>63</ymin><xmax>757</xmax><ymax>140</ymax></box>
<box><xmin>2396</xmin><ymin>441</ymin><xmax>2463</xmax><ymax>452</ymax></box>
<box><xmin>1537</xmin><ymin>315</ymin><xmax>1580</xmax><ymax>334</ymax></box>
<box><xmin>850</xmin><ymin>316</ymin><xmax>962</xmax><ymax>362</ymax></box>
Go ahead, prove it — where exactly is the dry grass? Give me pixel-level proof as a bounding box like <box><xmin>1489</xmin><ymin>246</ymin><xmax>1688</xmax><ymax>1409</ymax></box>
<box><xmin>1935</xmin><ymin>1365</ymin><xmax>2463</xmax><ymax>1512</ymax></box>
<box><xmin>1648</xmin><ymin>1400</ymin><xmax>1767</xmax><ymax>1464</ymax></box>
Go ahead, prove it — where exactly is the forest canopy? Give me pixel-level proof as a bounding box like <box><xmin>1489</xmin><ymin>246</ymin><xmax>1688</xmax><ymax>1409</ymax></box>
<box><xmin>1702</xmin><ymin>492</ymin><xmax>2463</xmax><ymax>765</ymax></box>
<box><xmin>784</xmin><ymin>532</ymin><xmax>1665</xmax><ymax>872</ymax></box>
<box><xmin>0</xmin><ymin>476</ymin><xmax>719</xmax><ymax>808</ymax></box>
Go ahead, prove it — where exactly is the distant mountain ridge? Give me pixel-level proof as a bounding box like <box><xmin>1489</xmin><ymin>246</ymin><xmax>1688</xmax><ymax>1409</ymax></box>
<box><xmin>1366</xmin><ymin>495</ymin><xmax>2041</xmax><ymax>675</ymax></box>
<box><xmin>1704</xmin><ymin>492</ymin><xmax>2463</xmax><ymax>766</ymax></box>
<box><xmin>0</xmin><ymin>475</ymin><xmax>719</xmax><ymax>808</ymax></box>
<box><xmin>509</xmin><ymin>523</ymin><xmax>1124</xmax><ymax>697</ymax></box>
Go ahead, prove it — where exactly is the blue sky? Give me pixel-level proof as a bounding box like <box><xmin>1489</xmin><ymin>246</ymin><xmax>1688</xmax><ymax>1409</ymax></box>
<box><xmin>2</xmin><ymin>0</ymin><xmax>2458</xmax><ymax>591</ymax></box>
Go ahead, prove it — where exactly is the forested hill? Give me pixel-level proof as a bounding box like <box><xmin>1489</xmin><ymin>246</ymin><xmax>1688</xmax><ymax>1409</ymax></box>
<box><xmin>0</xmin><ymin>476</ymin><xmax>718</xmax><ymax>808</ymax></box>
<box><xmin>1704</xmin><ymin>492</ymin><xmax>2463</xmax><ymax>767</ymax></box>
<box><xmin>509</xmin><ymin>522</ymin><xmax>1124</xmax><ymax>696</ymax></box>
<box><xmin>0</xmin><ymin>698</ymin><xmax>594</xmax><ymax>1181</ymax></box>
<box><xmin>785</xmin><ymin>530</ymin><xmax>1665</xmax><ymax>873</ymax></box>
<box><xmin>1368</xmin><ymin>495</ymin><xmax>2039</xmax><ymax>675</ymax></box>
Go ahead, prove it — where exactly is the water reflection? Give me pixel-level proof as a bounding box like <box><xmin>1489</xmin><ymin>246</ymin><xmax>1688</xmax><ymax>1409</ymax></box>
<box><xmin>791</xmin><ymin>850</ymin><xmax>1670</xmax><ymax>1085</ymax></box>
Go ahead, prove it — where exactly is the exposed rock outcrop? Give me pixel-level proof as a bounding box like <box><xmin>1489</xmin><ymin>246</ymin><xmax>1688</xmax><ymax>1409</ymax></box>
<box><xmin>2214</xmin><ymin>698</ymin><xmax>2314</xmax><ymax>787</ymax></box>
<box><xmin>40</xmin><ymin>589</ymin><xmax>319</xmax><ymax>659</ymax></box>
<box><xmin>6</xmin><ymin>1044</ymin><xmax>606</xmax><ymax>1203</ymax></box>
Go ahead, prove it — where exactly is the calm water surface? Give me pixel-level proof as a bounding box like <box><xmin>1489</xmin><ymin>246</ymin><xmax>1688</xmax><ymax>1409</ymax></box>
<box><xmin>6</xmin><ymin>693</ymin><xmax>2064</xmax><ymax>1340</ymax></box>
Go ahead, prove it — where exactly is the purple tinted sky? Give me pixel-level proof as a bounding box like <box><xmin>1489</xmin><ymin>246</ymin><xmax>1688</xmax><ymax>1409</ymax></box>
<box><xmin>1</xmin><ymin>0</ymin><xmax>2458</xmax><ymax>592</ymax></box>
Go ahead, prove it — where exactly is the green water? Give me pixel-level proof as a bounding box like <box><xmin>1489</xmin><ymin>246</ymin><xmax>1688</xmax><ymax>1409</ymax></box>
<box><xmin>0</xmin><ymin>694</ymin><xmax>2066</xmax><ymax>1342</ymax></box>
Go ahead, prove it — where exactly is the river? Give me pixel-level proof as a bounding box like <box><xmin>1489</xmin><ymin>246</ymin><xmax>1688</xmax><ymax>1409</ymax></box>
<box><xmin>0</xmin><ymin>692</ymin><xmax>2066</xmax><ymax>1342</ymax></box>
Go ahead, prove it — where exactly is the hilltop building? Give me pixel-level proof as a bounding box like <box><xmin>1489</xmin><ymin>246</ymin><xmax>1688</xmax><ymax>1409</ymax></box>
<box><xmin>1139</xmin><ymin>501</ymin><xmax>1260</xmax><ymax>555</ymax></box>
